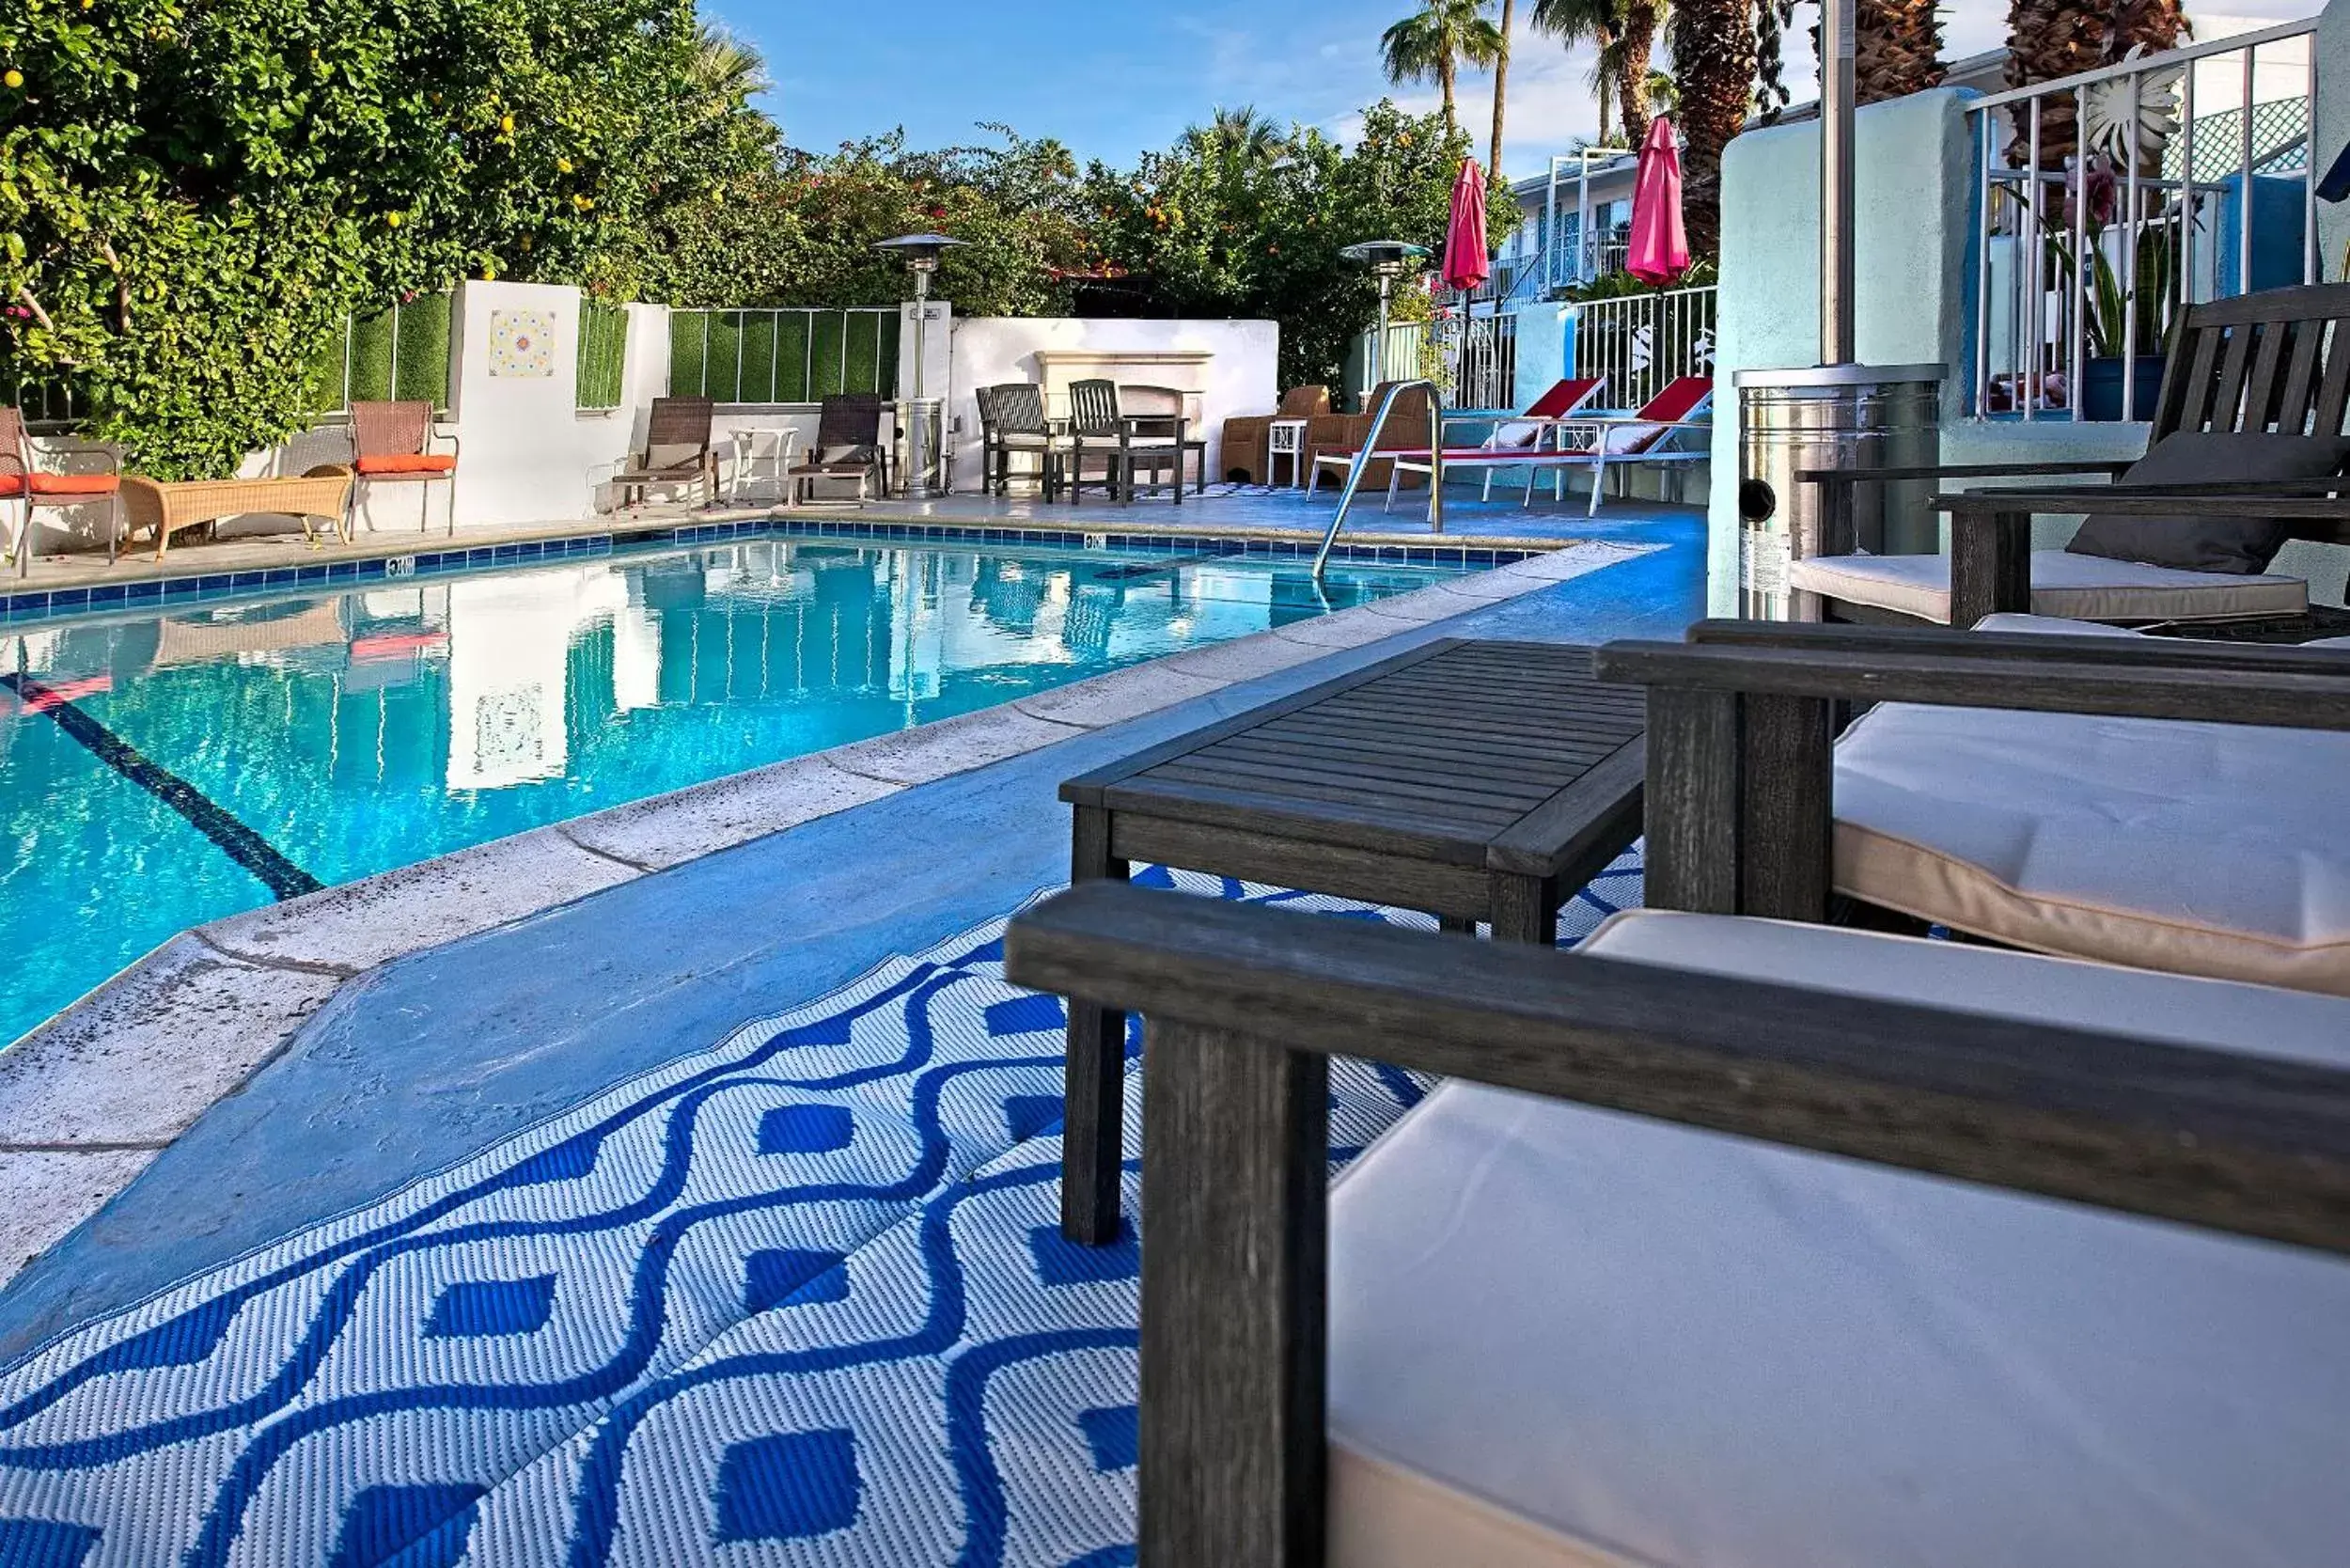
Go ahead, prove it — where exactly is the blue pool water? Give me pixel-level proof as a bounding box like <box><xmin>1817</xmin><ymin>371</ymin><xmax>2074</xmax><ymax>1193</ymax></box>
<box><xmin>0</xmin><ymin>535</ymin><xmax>1457</xmax><ymax>1044</ymax></box>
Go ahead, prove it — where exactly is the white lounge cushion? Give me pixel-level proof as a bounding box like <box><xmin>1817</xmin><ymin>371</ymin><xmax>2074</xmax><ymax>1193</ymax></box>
<box><xmin>1833</xmin><ymin>692</ymin><xmax>2350</xmax><ymax>992</ymax></box>
<box><xmin>1328</xmin><ymin>911</ymin><xmax>2350</xmax><ymax>1568</ymax></box>
<box><xmin>1787</xmin><ymin>549</ymin><xmax>2306</xmax><ymax>623</ymax></box>
<box><xmin>1975</xmin><ymin>610</ymin><xmax>2350</xmax><ymax>651</ymax></box>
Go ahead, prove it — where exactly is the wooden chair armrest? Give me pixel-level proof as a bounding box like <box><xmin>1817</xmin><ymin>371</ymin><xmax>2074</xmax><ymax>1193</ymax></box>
<box><xmin>1935</xmin><ymin>488</ymin><xmax>2350</xmax><ymax>518</ymax></box>
<box><xmin>1595</xmin><ymin>635</ymin><xmax>2350</xmax><ymax>729</ymax></box>
<box><xmin>1683</xmin><ymin>619</ymin><xmax>2350</xmax><ymax>676</ymax></box>
<box><xmin>1794</xmin><ymin>459</ymin><xmax>2132</xmax><ymax>487</ymax></box>
<box><xmin>1006</xmin><ymin>883</ymin><xmax>2350</xmax><ymax>1255</ymax></box>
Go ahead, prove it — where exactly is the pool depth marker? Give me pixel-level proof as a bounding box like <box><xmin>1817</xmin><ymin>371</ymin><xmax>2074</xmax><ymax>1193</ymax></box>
<box><xmin>3</xmin><ymin>671</ymin><xmax>325</xmax><ymax>901</ymax></box>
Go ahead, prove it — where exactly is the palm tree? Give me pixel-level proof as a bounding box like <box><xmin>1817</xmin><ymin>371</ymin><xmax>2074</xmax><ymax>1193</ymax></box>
<box><xmin>1856</xmin><ymin>0</ymin><xmax>1945</xmax><ymax>105</ymax></box>
<box><xmin>1380</xmin><ymin>0</ymin><xmax>1508</xmax><ymax>144</ymax></box>
<box><xmin>691</xmin><ymin>25</ymin><xmax>769</xmax><ymax>106</ymax></box>
<box><xmin>1186</xmin><ymin>104</ymin><xmax>1289</xmax><ymax>165</ymax></box>
<box><xmin>1489</xmin><ymin>0</ymin><xmax>1517</xmax><ymax>185</ymax></box>
<box><xmin>2004</xmin><ymin>0</ymin><xmax>2187</xmax><ymax>165</ymax></box>
<box><xmin>1531</xmin><ymin>0</ymin><xmax>1665</xmax><ymax>149</ymax></box>
<box><xmin>1668</xmin><ymin>0</ymin><xmax>1754</xmax><ymax>256</ymax></box>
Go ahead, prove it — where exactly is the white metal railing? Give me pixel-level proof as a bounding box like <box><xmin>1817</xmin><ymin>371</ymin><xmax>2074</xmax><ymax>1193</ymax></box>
<box><xmin>1572</xmin><ymin>284</ymin><xmax>1718</xmax><ymax>411</ymax></box>
<box><xmin>1966</xmin><ymin>18</ymin><xmax>2317</xmax><ymax>423</ymax></box>
<box><xmin>1443</xmin><ymin>310</ymin><xmax>1519</xmax><ymax>408</ymax></box>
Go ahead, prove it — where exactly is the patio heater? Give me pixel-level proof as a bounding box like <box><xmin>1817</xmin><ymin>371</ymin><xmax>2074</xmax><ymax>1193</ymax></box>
<box><xmin>875</xmin><ymin>232</ymin><xmax>965</xmax><ymax>498</ymax></box>
<box><xmin>1731</xmin><ymin>0</ymin><xmax>1943</xmax><ymax>619</ymax></box>
<box><xmin>1340</xmin><ymin>241</ymin><xmax>1431</xmax><ymax>396</ymax></box>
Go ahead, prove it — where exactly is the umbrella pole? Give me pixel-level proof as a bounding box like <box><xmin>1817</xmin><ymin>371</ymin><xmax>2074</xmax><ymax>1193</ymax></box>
<box><xmin>1821</xmin><ymin>0</ymin><xmax>1857</xmax><ymax>364</ymax></box>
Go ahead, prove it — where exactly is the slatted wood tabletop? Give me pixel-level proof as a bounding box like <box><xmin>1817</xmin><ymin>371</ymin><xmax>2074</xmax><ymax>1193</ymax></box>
<box><xmin>1053</xmin><ymin>636</ymin><xmax>1647</xmax><ymax>1244</ymax></box>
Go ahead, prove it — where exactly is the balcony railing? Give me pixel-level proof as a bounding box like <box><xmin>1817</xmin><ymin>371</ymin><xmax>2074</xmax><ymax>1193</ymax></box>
<box><xmin>1966</xmin><ymin>18</ymin><xmax>2317</xmax><ymax>422</ymax></box>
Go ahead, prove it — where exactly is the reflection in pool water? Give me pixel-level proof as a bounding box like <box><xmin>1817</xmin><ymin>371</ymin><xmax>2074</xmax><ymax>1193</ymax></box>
<box><xmin>0</xmin><ymin>539</ymin><xmax>1454</xmax><ymax>1043</ymax></box>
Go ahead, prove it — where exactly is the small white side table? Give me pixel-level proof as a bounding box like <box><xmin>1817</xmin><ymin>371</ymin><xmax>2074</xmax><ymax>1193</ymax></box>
<box><xmin>1267</xmin><ymin>417</ymin><xmax>1311</xmax><ymax>489</ymax></box>
<box><xmin>728</xmin><ymin>428</ymin><xmax>800</xmax><ymax>505</ymax></box>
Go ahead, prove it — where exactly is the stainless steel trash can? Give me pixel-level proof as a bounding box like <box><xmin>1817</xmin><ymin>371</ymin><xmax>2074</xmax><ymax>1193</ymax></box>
<box><xmin>1733</xmin><ymin>365</ymin><xmax>1945</xmax><ymax>619</ymax></box>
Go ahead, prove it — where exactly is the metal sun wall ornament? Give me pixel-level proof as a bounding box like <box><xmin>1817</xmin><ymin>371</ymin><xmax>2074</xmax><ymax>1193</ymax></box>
<box><xmin>489</xmin><ymin>309</ymin><xmax>557</xmax><ymax>378</ymax></box>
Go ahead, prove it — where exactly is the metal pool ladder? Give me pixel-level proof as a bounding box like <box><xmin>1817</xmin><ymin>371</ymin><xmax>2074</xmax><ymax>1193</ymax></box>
<box><xmin>1311</xmin><ymin>378</ymin><xmax>1444</xmax><ymax>582</ymax></box>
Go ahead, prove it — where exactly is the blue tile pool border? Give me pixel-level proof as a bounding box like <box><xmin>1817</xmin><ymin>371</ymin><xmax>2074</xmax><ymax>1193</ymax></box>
<box><xmin>0</xmin><ymin>518</ymin><xmax>1543</xmax><ymax>629</ymax></box>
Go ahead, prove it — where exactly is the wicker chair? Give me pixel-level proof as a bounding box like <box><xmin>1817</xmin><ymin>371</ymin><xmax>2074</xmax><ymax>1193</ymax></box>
<box><xmin>613</xmin><ymin>397</ymin><xmax>718</xmax><ymax>511</ymax></box>
<box><xmin>349</xmin><ymin>400</ymin><xmax>460</xmax><ymax>536</ymax></box>
<box><xmin>1221</xmin><ymin>384</ymin><xmax>1331</xmax><ymax>484</ymax></box>
<box><xmin>788</xmin><ymin>394</ymin><xmax>890</xmax><ymax>505</ymax></box>
<box><xmin>1065</xmin><ymin>379</ymin><xmax>1185</xmax><ymax>504</ymax></box>
<box><xmin>1305</xmin><ymin>380</ymin><xmax>1433</xmax><ymax>493</ymax></box>
<box><xmin>1</xmin><ymin>405</ymin><xmax>122</xmax><ymax>577</ymax></box>
<box><xmin>977</xmin><ymin>384</ymin><xmax>1068</xmax><ymax>498</ymax></box>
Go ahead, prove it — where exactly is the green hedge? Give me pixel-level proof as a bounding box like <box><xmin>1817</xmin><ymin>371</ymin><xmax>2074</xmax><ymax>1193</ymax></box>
<box><xmin>576</xmin><ymin>304</ymin><xmax>631</xmax><ymax>410</ymax></box>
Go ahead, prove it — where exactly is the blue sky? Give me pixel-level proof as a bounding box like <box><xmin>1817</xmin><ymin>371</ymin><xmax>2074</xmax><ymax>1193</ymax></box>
<box><xmin>711</xmin><ymin>1</ymin><xmax>2309</xmax><ymax>185</ymax></box>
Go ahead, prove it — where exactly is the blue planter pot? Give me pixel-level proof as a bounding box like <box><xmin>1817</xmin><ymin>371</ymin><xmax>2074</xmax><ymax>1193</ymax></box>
<box><xmin>2079</xmin><ymin>356</ymin><xmax>2166</xmax><ymax>423</ymax></box>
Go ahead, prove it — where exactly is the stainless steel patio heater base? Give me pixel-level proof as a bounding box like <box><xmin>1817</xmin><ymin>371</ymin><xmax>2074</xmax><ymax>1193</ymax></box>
<box><xmin>1733</xmin><ymin>364</ymin><xmax>1945</xmax><ymax>620</ymax></box>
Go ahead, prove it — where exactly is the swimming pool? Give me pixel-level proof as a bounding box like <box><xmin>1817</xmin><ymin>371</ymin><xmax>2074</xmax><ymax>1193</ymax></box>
<box><xmin>0</xmin><ymin>533</ymin><xmax>1461</xmax><ymax>1044</ymax></box>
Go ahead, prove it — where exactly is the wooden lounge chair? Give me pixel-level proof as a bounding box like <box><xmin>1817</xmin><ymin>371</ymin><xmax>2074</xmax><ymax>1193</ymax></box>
<box><xmin>349</xmin><ymin>399</ymin><xmax>459</xmax><ymax>537</ymax></box>
<box><xmin>614</xmin><ymin>396</ymin><xmax>718</xmax><ymax>511</ymax></box>
<box><xmin>1220</xmin><ymin>385</ymin><xmax>1331</xmax><ymax>485</ymax></box>
<box><xmin>1304</xmin><ymin>381</ymin><xmax>1432</xmax><ymax>494</ymax></box>
<box><xmin>1065</xmin><ymin>379</ymin><xmax>1186</xmax><ymax>504</ymax></box>
<box><xmin>1005</xmin><ymin>877</ymin><xmax>2350</xmax><ymax>1568</ymax></box>
<box><xmin>1607</xmin><ymin>616</ymin><xmax>2350</xmax><ymax>996</ymax></box>
<box><xmin>1</xmin><ymin>404</ymin><xmax>121</xmax><ymax>576</ymax></box>
<box><xmin>1790</xmin><ymin>283</ymin><xmax>2350</xmax><ymax>630</ymax></box>
<box><xmin>977</xmin><ymin>383</ymin><xmax>1069</xmax><ymax>498</ymax></box>
<box><xmin>787</xmin><ymin>393</ymin><xmax>889</xmax><ymax>505</ymax></box>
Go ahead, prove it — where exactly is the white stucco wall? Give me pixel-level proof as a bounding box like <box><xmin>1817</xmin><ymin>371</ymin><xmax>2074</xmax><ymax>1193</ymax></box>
<box><xmin>1708</xmin><ymin>88</ymin><xmax>1979</xmax><ymax>613</ymax></box>
<box><xmin>942</xmin><ymin>317</ymin><xmax>1279</xmax><ymax>491</ymax></box>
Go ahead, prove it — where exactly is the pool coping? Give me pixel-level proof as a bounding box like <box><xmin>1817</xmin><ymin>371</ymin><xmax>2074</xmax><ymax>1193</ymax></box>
<box><xmin>0</xmin><ymin>506</ymin><xmax>1594</xmax><ymax>626</ymax></box>
<box><xmin>0</xmin><ymin>539</ymin><xmax>1653</xmax><ymax>1288</ymax></box>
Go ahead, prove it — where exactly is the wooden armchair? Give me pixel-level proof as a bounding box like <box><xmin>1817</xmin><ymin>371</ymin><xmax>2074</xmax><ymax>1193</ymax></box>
<box><xmin>1790</xmin><ymin>282</ymin><xmax>2350</xmax><ymax>630</ymax></box>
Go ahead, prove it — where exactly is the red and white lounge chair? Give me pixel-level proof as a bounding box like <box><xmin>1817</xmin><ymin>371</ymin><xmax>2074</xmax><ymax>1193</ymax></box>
<box><xmin>1389</xmin><ymin>375</ymin><xmax>1716</xmax><ymax>516</ymax></box>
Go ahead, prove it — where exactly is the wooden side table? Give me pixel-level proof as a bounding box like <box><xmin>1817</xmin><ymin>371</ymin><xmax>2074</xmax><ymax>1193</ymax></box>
<box><xmin>1054</xmin><ymin>638</ymin><xmax>1648</xmax><ymax>1242</ymax></box>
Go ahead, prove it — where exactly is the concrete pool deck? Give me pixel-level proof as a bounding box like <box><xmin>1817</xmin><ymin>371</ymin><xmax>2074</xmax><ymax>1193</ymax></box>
<box><xmin>0</xmin><ymin>499</ymin><xmax>1702</xmax><ymax>1360</ymax></box>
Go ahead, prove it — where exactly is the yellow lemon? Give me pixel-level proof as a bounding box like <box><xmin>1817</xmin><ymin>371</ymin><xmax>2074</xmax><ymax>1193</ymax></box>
<box><xmin>2</xmin><ymin>70</ymin><xmax>22</xmax><ymax>90</ymax></box>
<box><xmin>384</xmin><ymin>212</ymin><xmax>402</xmax><ymax>227</ymax></box>
<box><xmin>500</xmin><ymin>114</ymin><xmax>515</xmax><ymax>133</ymax></box>
<box><xmin>556</xmin><ymin>157</ymin><xmax>572</xmax><ymax>174</ymax></box>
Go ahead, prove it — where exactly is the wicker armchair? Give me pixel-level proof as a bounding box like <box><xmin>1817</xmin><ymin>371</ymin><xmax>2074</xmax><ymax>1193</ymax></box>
<box><xmin>1220</xmin><ymin>384</ymin><xmax>1331</xmax><ymax>484</ymax></box>
<box><xmin>1</xmin><ymin>405</ymin><xmax>122</xmax><ymax>576</ymax></box>
<box><xmin>613</xmin><ymin>397</ymin><xmax>718</xmax><ymax>511</ymax></box>
<box><xmin>350</xmin><ymin>400</ymin><xmax>460</xmax><ymax>536</ymax></box>
<box><xmin>1305</xmin><ymin>380</ymin><xmax>1433</xmax><ymax>493</ymax></box>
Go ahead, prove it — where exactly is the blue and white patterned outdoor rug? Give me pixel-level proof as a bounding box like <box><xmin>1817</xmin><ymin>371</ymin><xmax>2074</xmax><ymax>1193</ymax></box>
<box><xmin>0</xmin><ymin>853</ymin><xmax>1641</xmax><ymax>1567</ymax></box>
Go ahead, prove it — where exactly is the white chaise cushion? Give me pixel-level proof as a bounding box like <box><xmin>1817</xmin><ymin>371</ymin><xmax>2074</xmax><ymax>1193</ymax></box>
<box><xmin>1327</xmin><ymin>912</ymin><xmax>2350</xmax><ymax>1568</ymax></box>
<box><xmin>1786</xmin><ymin>549</ymin><xmax>2306</xmax><ymax>623</ymax></box>
<box><xmin>1976</xmin><ymin>610</ymin><xmax>2350</xmax><ymax>651</ymax></box>
<box><xmin>1832</xmin><ymin>686</ymin><xmax>2350</xmax><ymax>992</ymax></box>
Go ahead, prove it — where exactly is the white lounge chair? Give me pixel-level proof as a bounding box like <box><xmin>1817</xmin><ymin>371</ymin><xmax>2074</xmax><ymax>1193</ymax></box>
<box><xmin>1383</xmin><ymin>375</ymin><xmax>1714</xmax><ymax>515</ymax></box>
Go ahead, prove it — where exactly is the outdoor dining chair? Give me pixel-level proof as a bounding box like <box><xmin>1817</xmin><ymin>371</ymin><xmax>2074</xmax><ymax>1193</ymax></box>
<box><xmin>977</xmin><ymin>383</ymin><xmax>1069</xmax><ymax>498</ymax></box>
<box><xmin>1788</xmin><ymin>282</ymin><xmax>2350</xmax><ymax>632</ymax></box>
<box><xmin>1065</xmin><ymin>379</ymin><xmax>1185</xmax><ymax>504</ymax></box>
<box><xmin>0</xmin><ymin>405</ymin><xmax>121</xmax><ymax>576</ymax></box>
<box><xmin>349</xmin><ymin>399</ymin><xmax>460</xmax><ymax>536</ymax></box>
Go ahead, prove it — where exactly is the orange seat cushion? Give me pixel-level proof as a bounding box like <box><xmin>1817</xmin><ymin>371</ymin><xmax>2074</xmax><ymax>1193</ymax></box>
<box><xmin>0</xmin><ymin>473</ymin><xmax>120</xmax><ymax>499</ymax></box>
<box><xmin>355</xmin><ymin>454</ymin><xmax>457</xmax><ymax>477</ymax></box>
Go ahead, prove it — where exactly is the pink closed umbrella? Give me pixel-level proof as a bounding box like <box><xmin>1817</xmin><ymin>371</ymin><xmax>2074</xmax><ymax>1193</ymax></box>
<box><xmin>1439</xmin><ymin>158</ymin><xmax>1490</xmax><ymax>294</ymax></box>
<box><xmin>1627</xmin><ymin>116</ymin><xmax>1691</xmax><ymax>287</ymax></box>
